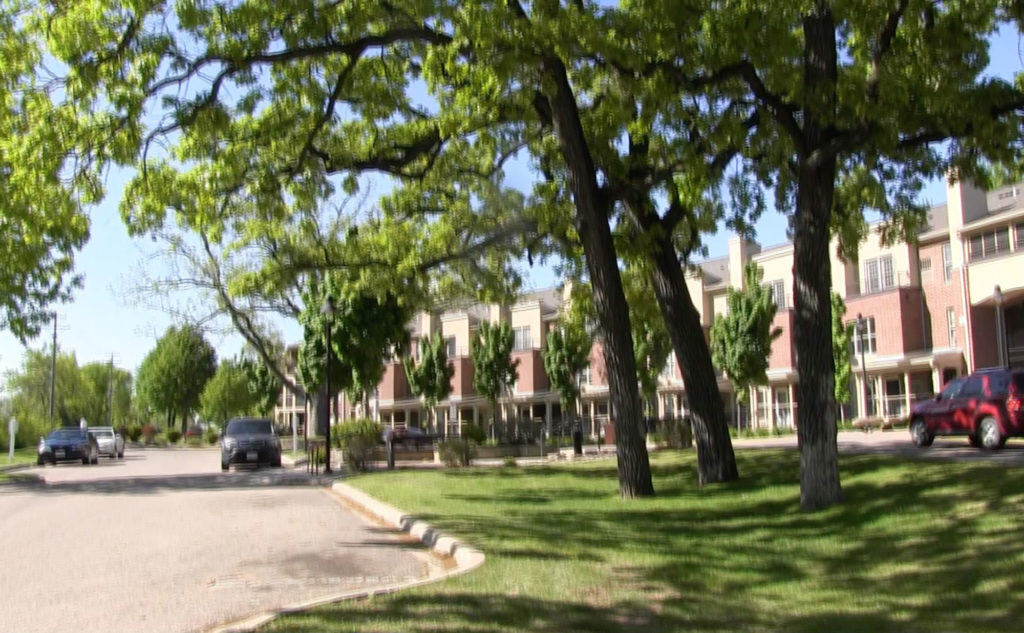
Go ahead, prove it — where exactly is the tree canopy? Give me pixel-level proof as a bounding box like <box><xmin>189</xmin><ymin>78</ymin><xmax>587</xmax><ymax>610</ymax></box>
<box><xmin>470</xmin><ymin>320</ymin><xmax>519</xmax><ymax>436</ymax></box>
<box><xmin>135</xmin><ymin>325</ymin><xmax>217</xmax><ymax>430</ymax></box>
<box><xmin>200</xmin><ymin>359</ymin><xmax>256</xmax><ymax>426</ymax></box>
<box><xmin>403</xmin><ymin>333</ymin><xmax>454</xmax><ymax>432</ymax></box>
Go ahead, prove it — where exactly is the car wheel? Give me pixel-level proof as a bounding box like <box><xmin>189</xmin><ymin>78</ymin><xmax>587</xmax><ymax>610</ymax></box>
<box><xmin>117</xmin><ymin>450</ymin><xmax>124</xmax><ymax>459</ymax></box>
<box><xmin>82</xmin><ymin>454</ymin><xmax>90</xmax><ymax>465</ymax></box>
<box><xmin>978</xmin><ymin>417</ymin><xmax>1002</xmax><ymax>450</ymax></box>
<box><xmin>36</xmin><ymin>456</ymin><xmax>44</xmax><ymax>466</ymax></box>
<box><xmin>910</xmin><ymin>418</ymin><xmax>934</xmax><ymax>447</ymax></box>
<box><xmin>221</xmin><ymin>462</ymin><xmax>229</xmax><ymax>472</ymax></box>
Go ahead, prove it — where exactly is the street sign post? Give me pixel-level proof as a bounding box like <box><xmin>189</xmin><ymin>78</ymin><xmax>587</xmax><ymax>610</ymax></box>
<box><xmin>7</xmin><ymin>417</ymin><xmax>17</xmax><ymax>461</ymax></box>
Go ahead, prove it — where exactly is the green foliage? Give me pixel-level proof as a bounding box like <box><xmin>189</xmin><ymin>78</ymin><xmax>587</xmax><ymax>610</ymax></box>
<box><xmin>403</xmin><ymin>334</ymin><xmax>455</xmax><ymax>430</ymax></box>
<box><xmin>78</xmin><ymin>361</ymin><xmax>132</xmax><ymax>428</ymax></box>
<box><xmin>461</xmin><ymin>422</ymin><xmax>487</xmax><ymax>444</ymax></box>
<box><xmin>335</xmin><ymin>418</ymin><xmax>381</xmax><ymax>473</ymax></box>
<box><xmin>502</xmin><ymin>455</ymin><xmax>518</xmax><ymax>468</ymax></box>
<box><xmin>126</xmin><ymin>425</ymin><xmax>143</xmax><ymax>442</ymax></box>
<box><xmin>622</xmin><ymin>268</ymin><xmax>672</xmax><ymax>403</ymax></box>
<box><xmin>832</xmin><ymin>292</ymin><xmax>855</xmax><ymax>407</ymax></box>
<box><xmin>709</xmin><ymin>263</ymin><xmax>783</xmax><ymax>402</ymax></box>
<box><xmin>135</xmin><ymin>325</ymin><xmax>217</xmax><ymax>430</ymax></box>
<box><xmin>165</xmin><ymin>428</ymin><xmax>182</xmax><ymax>444</ymax></box>
<box><xmin>438</xmin><ymin>438</ymin><xmax>475</xmax><ymax>468</ymax></box>
<box><xmin>542</xmin><ymin>289</ymin><xmax>592</xmax><ymax>421</ymax></box>
<box><xmin>200</xmin><ymin>359</ymin><xmax>256</xmax><ymax>426</ymax></box>
<box><xmin>298</xmin><ymin>276</ymin><xmax>412</xmax><ymax>402</ymax></box>
<box><xmin>204</xmin><ymin>427</ymin><xmax>220</xmax><ymax>444</ymax></box>
<box><xmin>3</xmin><ymin>347</ymin><xmax>99</xmax><ymax>446</ymax></box>
<box><xmin>241</xmin><ymin>357</ymin><xmax>282</xmax><ymax>418</ymax></box>
<box><xmin>470</xmin><ymin>321</ymin><xmax>519</xmax><ymax>426</ymax></box>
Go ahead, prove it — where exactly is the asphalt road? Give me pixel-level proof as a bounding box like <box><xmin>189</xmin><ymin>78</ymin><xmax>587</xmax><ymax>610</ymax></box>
<box><xmin>0</xmin><ymin>448</ymin><xmax>433</xmax><ymax>633</ymax></box>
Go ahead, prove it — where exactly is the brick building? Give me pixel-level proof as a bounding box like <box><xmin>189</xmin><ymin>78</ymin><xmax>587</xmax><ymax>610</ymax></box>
<box><xmin>275</xmin><ymin>177</ymin><xmax>1024</xmax><ymax>435</ymax></box>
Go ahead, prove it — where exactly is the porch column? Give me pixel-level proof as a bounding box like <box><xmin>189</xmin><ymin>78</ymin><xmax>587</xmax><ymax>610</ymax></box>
<box><xmin>857</xmin><ymin>375</ymin><xmax>867</xmax><ymax>419</ymax></box>
<box><xmin>788</xmin><ymin>383</ymin><xmax>796</xmax><ymax>428</ymax></box>
<box><xmin>903</xmin><ymin>372</ymin><xmax>913</xmax><ymax>418</ymax></box>
<box><xmin>768</xmin><ymin>387</ymin><xmax>777</xmax><ymax>431</ymax></box>
<box><xmin>932</xmin><ymin>367</ymin><xmax>942</xmax><ymax>394</ymax></box>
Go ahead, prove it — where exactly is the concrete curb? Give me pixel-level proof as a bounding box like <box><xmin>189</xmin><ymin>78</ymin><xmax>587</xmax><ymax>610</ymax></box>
<box><xmin>206</xmin><ymin>481</ymin><xmax>484</xmax><ymax>633</ymax></box>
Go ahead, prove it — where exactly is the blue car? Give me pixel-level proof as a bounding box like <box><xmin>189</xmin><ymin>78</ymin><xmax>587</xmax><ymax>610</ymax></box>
<box><xmin>37</xmin><ymin>428</ymin><xmax>100</xmax><ymax>466</ymax></box>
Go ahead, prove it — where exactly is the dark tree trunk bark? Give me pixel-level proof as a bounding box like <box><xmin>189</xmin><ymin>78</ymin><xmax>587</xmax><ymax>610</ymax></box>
<box><xmin>794</xmin><ymin>5</ymin><xmax>843</xmax><ymax>510</ymax></box>
<box><xmin>646</xmin><ymin>228</ymin><xmax>739</xmax><ymax>485</ymax></box>
<box><xmin>543</xmin><ymin>57</ymin><xmax>654</xmax><ymax>498</ymax></box>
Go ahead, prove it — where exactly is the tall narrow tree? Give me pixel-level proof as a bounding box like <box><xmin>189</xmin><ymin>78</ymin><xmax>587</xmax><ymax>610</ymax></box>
<box><xmin>470</xmin><ymin>321</ymin><xmax>519</xmax><ymax>440</ymax></box>
<box><xmin>403</xmin><ymin>334</ymin><xmax>455</xmax><ymax>434</ymax></box>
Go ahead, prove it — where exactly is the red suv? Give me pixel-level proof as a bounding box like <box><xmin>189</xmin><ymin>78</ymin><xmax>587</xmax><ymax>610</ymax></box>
<box><xmin>909</xmin><ymin>368</ymin><xmax>1024</xmax><ymax>450</ymax></box>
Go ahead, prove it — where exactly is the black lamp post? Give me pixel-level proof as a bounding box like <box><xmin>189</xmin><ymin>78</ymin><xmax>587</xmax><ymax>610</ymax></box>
<box><xmin>321</xmin><ymin>294</ymin><xmax>335</xmax><ymax>474</ymax></box>
<box><xmin>856</xmin><ymin>313</ymin><xmax>869</xmax><ymax>418</ymax></box>
<box><xmin>995</xmin><ymin>285</ymin><xmax>1007</xmax><ymax>367</ymax></box>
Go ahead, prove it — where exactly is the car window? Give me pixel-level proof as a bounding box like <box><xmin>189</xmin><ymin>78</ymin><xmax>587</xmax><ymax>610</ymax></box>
<box><xmin>1011</xmin><ymin>373</ymin><xmax>1024</xmax><ymax>393</ymax></box>
<box><xmin>939</xmin><ymin>378</ymin><xmax>965</xmax><ymax>400</ymax></box>
<box><xmin>961</xmin><ymin>376</ymin><xmax>985</xmax><ymax>398</ymax></box>
<box><xmin>987</xmin><ymin>373</ymin><xmax>1010</xmax><ymax>396</ymax></box>
<box><xmin>226</xmin><ymin>419</ymin><xmax>273</xmax><ymax>435</ymax></box>
<box><xmin>49</xmin><ymin>429</ymin><xmax>85</xmax><ymax>440</ymax></box>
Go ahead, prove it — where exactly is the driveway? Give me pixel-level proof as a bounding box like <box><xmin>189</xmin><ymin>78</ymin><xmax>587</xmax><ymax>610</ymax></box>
<box><xmin>733</xmin><ymin>429</ymin><xmax>1024</xmax><ymax>465</ymax></box>
<box><xmin>0</xmin><ymin>448</ymin><xmax>434</xmax><ymax>633</ymax></box>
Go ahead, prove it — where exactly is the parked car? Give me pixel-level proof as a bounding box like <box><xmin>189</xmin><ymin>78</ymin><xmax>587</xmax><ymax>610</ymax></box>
<box><xmin>909</xmin><ymin>367</ymin><xmax>1024</xmax><ymax>450</ymax></box>
<box><xmin>88</xmin><ymin>426</ymin><xmax>125</xmax><ymax>459</ymax></box>
<box><xmin>37</xmin><ymin>427</ymin><xmax>100</xmax><ymax>465</ymax></box>
<box><xmin>220</xmin><ymin>417</ymin><xmax>282</xmax><ymax>471</ymax></box>
<box><xmin>382</xmin><ymin>425</ymin><xmax>434</xmax><ymax>449</ymax></box>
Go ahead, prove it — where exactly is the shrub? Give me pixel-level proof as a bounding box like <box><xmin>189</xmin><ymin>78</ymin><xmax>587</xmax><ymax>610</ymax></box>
<box><xmin>460</xmin><ymin>422</ymin><xmax>487</xmax><ymax>444</ymax></box>
<box><xmin>439</xmin><ymin>438</ymin><xmax>475</xmax><ymax>467</ymax></box>
<box><xmin>204</xmin><ymin>427</ymin><xmax>219</xmax><ymax>444</ymax></box>
<box><xmin>503</xmin><ymin>455</ymin><xmax>518</xmax><ymax>468</ymax></box>
<box><xmin>141</xmin><ymin>424</ymin><xmax>158</xmax><ymax>444</ymax></box>
<box><xmin>335</xmin><ymin>418</ymin><xmax>381</xmax><ymax>473</ymax></box>
<box><xmin>126</xmin><ymin>425</ymin><xmax>143</xmax><ymax>442</ymax></box>
<box><xmin>166</xmin><ymin>428</ymin><xmax>182</xmax><ymax>444</ymax></box>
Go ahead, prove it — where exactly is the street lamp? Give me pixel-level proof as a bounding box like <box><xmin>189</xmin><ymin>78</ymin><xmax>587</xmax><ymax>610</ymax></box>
<box><xmin>321</xmin><ymin>294</ymin><xmax>336</xmax><ymax>474</ymax></box>
<box><xmin>856</xmin><ymin>314</ymin><xmax>869</xmax><ymax>419</ymax></box>
<box><xmin>994</xmin><ymin>285</ymin><xmax>1008</xmax><ymax>367</ymax></box>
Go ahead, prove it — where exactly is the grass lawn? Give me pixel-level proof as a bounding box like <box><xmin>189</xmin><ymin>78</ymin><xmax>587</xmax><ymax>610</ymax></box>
<box><xmin>1</xmin><ymin>447</ymin><xmax>38</xmax><ymax>467</ymax></box>
<box><xmin>267</xmin><ymin>449</ymin><xmax>1024</xmax><ymax>633</ymax></box>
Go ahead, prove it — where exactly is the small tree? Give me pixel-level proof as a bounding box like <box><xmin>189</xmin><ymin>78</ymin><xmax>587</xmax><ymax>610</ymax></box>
<box><xmin>831</xmin><ymin>292</ymin><xmax>855</xmax><ymax>420</ymax></box>
<box><xmin>709</xmin><ymin>263</ymin><xmax>783</xmax><ymax>405</ymax></box>
<box><xmin>470</xmin><ymin>321</ymin><xmax>519</xmax><ymax>440</ymax></box>
<box><xmin>403</xmin><ymin>334</ymin><xmax>454</xmax><ymax>434</ymax></box>
<box><xmin>542</xmin><ymin>301</ymin><xmax>592</xmax><ymax>437</ymax></box>
<box><xmin>135</xmin><ymin>325</ymin><xmax>216</xmax><ymax>431</ymax></box>
<box><xmin>200</xmin><ymin>359</ymin><xmax>256</xmax><ymax>427</ymax></box>
<box><xmin>623</xmin><ymin>269</ymin><xmax>672</xmax><ymax>416</ymax></box>
<box><xmin>242</xmin><ymin>357</ymin><xmax>282</xmax><ymax>418</ymax></box>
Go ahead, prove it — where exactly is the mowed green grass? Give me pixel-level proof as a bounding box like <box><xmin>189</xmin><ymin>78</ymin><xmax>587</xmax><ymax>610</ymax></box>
<box><xmin>2</xmin><ymin>447</ymin><xmax>38</xmax><ymax>467</ymax></box>
<box><xmin>267</xmin><ymin>449</ymin><xmax>1024</xmax><ymax>633</ymax></box>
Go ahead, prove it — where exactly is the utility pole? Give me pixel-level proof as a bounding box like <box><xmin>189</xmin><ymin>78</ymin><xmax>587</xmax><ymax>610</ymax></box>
<box><xmin>48</xmin><ymin>312</ymin><xmax>57</xmax><ymax>429</ymax></box>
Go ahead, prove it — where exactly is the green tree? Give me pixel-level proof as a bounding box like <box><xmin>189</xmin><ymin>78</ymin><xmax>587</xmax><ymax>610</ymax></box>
<box><xmin>710</xmin><ymin>263</ymin><xmax>783</xmax><ymax>404</ymax></box>
<box><xmin>79</xmin><ymin>361</ymin><xmax>132</xmax><ymax>427</ymax></box>
<box><xmin>470</xmin><ymin>320</ymin><xmax>520</xmax><ymax>439</ymax></box>
<box><xmin>542</xmin><ymin>302</ymin><xmax>592</xmax><ymax>438</ymax></box>
<box><xmin>403</xmin><ymin>334</ymin><xmax>455</xmax><ymax>434</ymax></box>
<box><xmin>831</xmin><ymin>292</ymin><xmax>855</xmax><ymax>415</ymax></box>
<box><xmin>135</xmin><ymin>326</ymin><xmax>217</xmax><ymax>431</ymax></box>
<box><xmin>242</xmin><ymin>357</ymin><xmax>283</xmax><ymax>418</ymax></box>
<box><xmin>622</xmin><ymin>269</ymin><xmax>673</xmax><ymax>415</ymax></box>
<box><xmin>297</xmin><ymin>277</ymin><xmax>412</xmax><ymax>436</ymax></box>
<box><xmin>0</xmin><ymin>4</ymin><xmax>91</xmax><ymax>342</ymax></box>
<box><xmin>200</xmin><ymin>359</ymin><xmax>256</xmax><ymax>427</ymax></box>
<box><xmin>4</xmin><ymin>347</ymin><xmax>89</xmax><ymax>444</ymax></box>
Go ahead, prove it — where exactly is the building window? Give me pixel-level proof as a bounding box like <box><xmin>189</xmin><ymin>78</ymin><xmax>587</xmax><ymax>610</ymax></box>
<box><xmin>1016</xmin><ymin>222</ymin><xmax>1024</xmax><ymax>250</ymax></box>
<box><xmin>920</xmin><ymin>257</ymin><xmax>932</xmax><ymax>283</ymax></box>
<box><xmin>863</xmin><ymin>255</ymin><xmax>894</xmax><ymax>294</ymax></box>
<box><xmin>853</xmin><ymin>316</ymin><xmax>877</xmax><ymax>355</ymax></box>
<box><xmin>580</xmin><ymin>364</ymin><xmax>591</xmax><ymax>386</ymax></box>
<box><xmin>662</xmin><ymin>394</ymin><xmax>675</xmax><ymax>418</ymax></box>
<box><xmin>942</xmin><ymin>243</ymin><xmax>953</xmax><ymax>282</ymax></box>
<box><xmin>946</xmin><ymin>307</ymin><xmax>956</xmax><ymax>347</ymax></box>
<box><xmin>766</xmin><ymin>279</ymin><xmax>786</xmax><ymax>310</ymax></box>
<box><xmin>968</xmin><ymin>227</ymin><xmax>1010</xmax><ymax>261</ymax></box>
<box><xmin>446</xmin><ymin>336</ymin><xmax>457</xmax><ymax>358</ymax></box>
<box><xmin>513</xmin><ymin>326</ymin><xmax>532</xmax><ymax>351</ymax></box>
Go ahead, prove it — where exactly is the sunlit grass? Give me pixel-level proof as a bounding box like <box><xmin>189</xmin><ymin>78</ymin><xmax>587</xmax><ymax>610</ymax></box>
<box><xmin>1</xmin><ymin>447</ymin><xmax>38</xmax><ymax>467</ymax></box>
<box><xmin>266</xmin><ymin>449</ymin><xmax>1024</xmax><ymax>633</ymax></box>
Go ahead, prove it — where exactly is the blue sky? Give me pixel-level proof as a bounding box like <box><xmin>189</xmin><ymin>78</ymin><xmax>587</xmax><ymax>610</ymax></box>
<box><xmin>1</xmin><ymin>25</ymin><xmax>1021</xmax><ymax>386</ymax></box>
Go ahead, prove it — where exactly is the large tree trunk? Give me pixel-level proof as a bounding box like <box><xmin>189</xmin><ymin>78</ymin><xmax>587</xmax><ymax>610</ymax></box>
<box><xmin>543</xmin><ymin>56</ymin><xmax>654</xmax><ymax>497</ymax></box>
<box><xmin>646</xmin><ymin>229</ymin><xmax>738</xmax><ymax>485</ymax></box>
<box><xmin>794</xmin><ymin>5</ymin><xmax>843</xmax><ymax>511</ymax></box>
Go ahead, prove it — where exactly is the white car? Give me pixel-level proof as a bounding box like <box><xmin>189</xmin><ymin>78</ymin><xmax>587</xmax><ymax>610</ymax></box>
<box><xmin>88</xmin><ymin>426</ymin><xmax>125</xmax><ymax>459</ymax></box>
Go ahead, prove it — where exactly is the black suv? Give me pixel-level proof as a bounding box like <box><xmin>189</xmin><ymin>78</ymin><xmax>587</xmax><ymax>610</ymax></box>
<box><xmin>220</xmin><ymin>418</ymin><xmax>282</xmax><ymax>471</ymax></box>
<box><xmin>909</xmin><ymin>368</ymin><xmax>1024</xmax><ymax>450</ymax></box>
